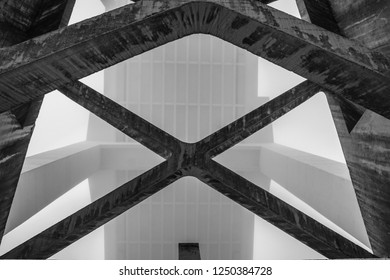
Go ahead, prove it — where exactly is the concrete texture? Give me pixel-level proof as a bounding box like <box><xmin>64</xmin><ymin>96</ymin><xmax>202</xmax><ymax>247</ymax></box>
<box><xmin>297</xmin><ymin>0</ymin><xmax>390</xmax><ymax>257</ymax></box>
<box><xmin>0</xmin><ymin>0</ymin><xmax>389</xmax><ymax>118</ymax></box>
<box><xmin>1</xmin><ymin>0</ymin><xmax>389</xmax><ymax>259</ymax></box>
<box><xmin>0</xmin><ymin>0</ymin><xmax>76</xmax><ymax>246</ymax></box>
<box><xmin>179</xmin><ymin>243</ymin><xmax>201</xmax><ymax>260</ymax></box>
<box><xmin>330</xmin><ymin>0</ymin><xmax>390</xmax><ymax>55</ymax></box>
<box><xmin>327</xmin><ymin>94</ymin><xmax>390</xmax><ymax>258</ymax></box>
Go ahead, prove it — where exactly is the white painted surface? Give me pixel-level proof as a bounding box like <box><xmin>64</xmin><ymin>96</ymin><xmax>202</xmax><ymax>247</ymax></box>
<box><xmin>9</xmin><ymin>0</ymin><xmax>364</xmax><ymax>260</ymax></box>
<box><xmin>26</xmin><ymin>0</ymin><xmax>105</xmax><ymax>157</ymax></box>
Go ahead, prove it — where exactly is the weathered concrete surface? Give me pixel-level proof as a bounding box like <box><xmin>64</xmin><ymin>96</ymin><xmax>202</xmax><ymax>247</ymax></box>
<box><xmin>0</xmin><ymin>0</ymin><xmax>76</xmax><ymax>246</ymax></box>
<box><xmin>296</xmin><ymin>0</ymin><xmax>340</xmax><ymax>34</ymax></box>
<box><xmin>331</xmin><ymin>95</ymin><xmax>365</xmax><ymax>134</ymax></box>
<box><xmin>202</xmin><ymin>80</ymin><xmax>320</xmax><ymax>158</ymax></box>
<box><xmin>58</xmin><ymin>81</ymin><xmax>180</xmax><ymax>159</ymax></box>
<box><xmin>5</xmin><ymin>142</ymin><xmax>101</xmax><ymax>234</ymax></box>
<box><xmin>258</xmin><ymin>143</ymin><xmax>371</xmax><ymax>248</ymax></box>
<box><xmin>1</xmin><ymin>81</ymin><xmax>375</xmax><ymax>259</ymax></box>
<box><xmin>1</xmin><ymin>0</ymin><xmax>390</xmax><ymax>118</ymax></box>
<box><xmin>329</xmin><ymin>0</ymin><xmax>390</xmax><ymax>56</ymax></box>
<box><xmin>0</xmin><ymin>100</ymin><xmax>41</xmax><ymax>245</ymax></box>
<box><xmin>297</xmin><ymin>0</ymin><xmax>390</xmax><ymax>55</ymax></box>
<box><xmin>326</xmin><ymin>94</ymin><xmax>390</xmax><ymax>258</ymax></box>
<box><xmin>199</xmin><ymin>160</ymin><xmax>374</xmax><ymax>259</ymax></box>
<box><xmin>297</xmin><ymin>0</ymin><xmax>390</xmax><ymax>257</ymax></box>
<box><xmin>1</xmin><ymin>0</ymin><xmax>383</xmax><ymax>259</ymax></box>
<box><xmin>100</xmin><ymin>0</ymin><xmax>276</xmax><ymax>9</ymax></box>
<box><xmin>0</xmin><ymin>0</ymin><xmax>42</xmax><ymax>47</ymax></box>
<box><xmin>0</xmin><ymin>160</ymin><xmax>181</xmax><ymax>259</ymax></box>
<box><xmin>179</xmin><ymin>243</ymin><xmax>201</xmax><ymax>260</ymax></box>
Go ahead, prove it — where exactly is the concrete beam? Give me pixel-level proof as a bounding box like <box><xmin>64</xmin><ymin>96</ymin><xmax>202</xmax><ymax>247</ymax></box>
<box><xmin>179</xmin><ymin>243</ymin><xmax>201</xmax><ymax>260</ymax></box>
<box><xmin>0</xmin><ymin>101</ymin><xmax>41</xmax><ymax>244</ymax></box>
<box><xmin>58</xmin><ymin>82</ymin><xmax>180</xmax><ymax>159</ymax></box>
<box><xmin>0</xmin><ymin>0</ymin><xmax>76</xmax><ymax>245</ymax></box>
<box><xmin>2</xmin><ymin>78</ymin><xmax>374</xmax><ymax>258</ymax></box>
<box><xmin>199</xmin><ymin>160</ymin><xmax>374</xmax><ymax>259</ymax></box>
<box><xmin>3</xmin><ymin>1</ymin><xmax>380</xmax><ymax>258</ymax></box>
<box><xmin>202</xmin><ymin>80</ymin><xmax>320</xmax><ymax>158</ymax></box>
<box><xmin>1</xmin><ymin>0</ymin><xmax>390</xmax><ymax>118</ymax></box>
<box><xmin>100</xmin><ymin>0</ymin><xmax>276</xmax><ymax>10</ymax></box>
<box><xmin>328</xmin><ymin>0</ymin><xmax>390</xmax><ymax>56</ymax></box>
<box><xmin>332</xmin><ymin>94</ymin><xmax>365</xmax><ymax>133</ymax></box>
<box><xmin>295</xmin><ymin>0</ymin><xmax>340</xmax><ymax>33</ymax></box>
<box><xmin>0</xmin><ymin>0</ymin><xmax>75</xmax><ymax>46</ymax></box>
<box><xmin>326</xmin><ymin>93</ymin><xmax>390</xmax><ymax>257</ymax></box>
<box><xmin>0</xmin><ymin>160</ymin><xmax>181</xmax><ymax>259</ymax></box>
<box><xmin>5</xmin><ymin>142</ymin><xmax>101</xmax><ymax>234</ymax></box>
<box><xmin>100</xmin><ymin>143</ymin><xmax>164</xmax><ymax>171</ymax></box>
<box><xmin>258</xmin><ymin>143</ymin><xmax>370</xmax><ymax>247</ymax></box>
<box><xmin>298</xmin><ymin>0</ymin><xmax>390</xmax><ymax>257</ymax></box>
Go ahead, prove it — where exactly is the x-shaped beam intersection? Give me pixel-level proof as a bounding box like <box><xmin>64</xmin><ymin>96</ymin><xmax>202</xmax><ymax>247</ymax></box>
<box><xmin>0</xmin><ymin>79</ymin><xmax>375</xmax><ymax>259</ymax></box>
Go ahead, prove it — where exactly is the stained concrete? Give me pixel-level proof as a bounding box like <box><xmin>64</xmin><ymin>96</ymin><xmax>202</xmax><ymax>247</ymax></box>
<box><xmin>0</xmin><ymin>0</ymin><xmax>76</xmax><ymax>246</ymax></box>
<box><xmin>297</xmin><ymin>0</ymin><xmax>390</xmax><ymax>257</ymax></box>
<box><xmin>1</xmin><ymin>0</ymin><xmax>388</xmax><ymax>259</ymax></box>
<box><xmin>0</xmin><ymin>0</ymin><xmax>389</xmax><ymax>118</ymax></box>
<box><xmin>1</xmin><ymin>81</ymin><xmax>374</xmax><ymax>259</ymax></box>
<box><xmin>179</xmin><ymin>243</ymin><xmax>201</xmax><ymax>260</ymax></box>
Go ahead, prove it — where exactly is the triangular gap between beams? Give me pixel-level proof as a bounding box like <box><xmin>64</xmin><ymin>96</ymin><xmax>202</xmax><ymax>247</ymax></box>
<box><xmin>215</xmin><ymin>90</ymin><xmax>371</xmax><ymax>249</ymax></box>
<box><xmin>98</xmin><ymin>33</ymin><xmax>262</xmax><ymax>144</ymax></box>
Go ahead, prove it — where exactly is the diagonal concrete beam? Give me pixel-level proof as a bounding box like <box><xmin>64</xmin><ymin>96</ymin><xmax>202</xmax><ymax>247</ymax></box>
<box><xmin>5</xmin><ymin>142</ymin><xmax>101</xmax><ymax>234</ymax></box>
<box><xmin>0</xmin><ymin>160</ymin><xmax>181</xmax><ymax>259</ymax></box>
<box><xmin>0</xmin><ymin>0</ymin><xmax>390</xmax><ymax>118</ymax></box>
<box><xmin>0</xmin><ymin>0</ymin><xmax>76</xmax><ymax>246</ymax></box>
<box><xmin>1</xmin><ymin>79</ymin><xmax>375</xmax><ymax>258</ymax></box>
<box><xmin>58</xmin><ymin>82</ymin><xmax>181</xmax><ymax>159</ymax></box>
<box><xmin>326</xmin><ymin>93</ymin><xmax>390</xmax><ymax>258</ymax></box>
<box><xmin>100</xmin><ymin>0</ymin><xmax>277</xmax><ymax>9</ymax></box>
<box><xmin>199</xmin><ymin>160</ymin><xmax>375</xmax><ymax>259</ymax></box>
<box><xmin>295</xmin><ymin>0</ymin><xmax>341</xmax><ymax>34</ymax></box>
<box><xmin>201</xmin><ymin>80</ymin><xmax>320</xmax><ymax>158</ymax></box>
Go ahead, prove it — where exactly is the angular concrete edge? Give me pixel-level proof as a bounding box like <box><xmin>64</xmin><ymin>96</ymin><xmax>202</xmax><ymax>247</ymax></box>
<box><xmin>198</xmin><ymin>159</ymin><xmax>375</xmax><ymax>258</ymax></box>
<box><xmin>0</xmin><ymin>0</ymin><xmax>390</xmax><ymax>118</ymax></box>
<box><xmin>0</xmin><ymin>0</ymin><xmax>382</xmax><ymax>259</ymax></box>
<box><xmin>58</xmin><ymin>81</ymin><xmax>181</xmax><ymax>159</ymax></box>
<box><xmin>202</xmin><ymin>80</ymin><xmax>320</xmax><ymax>157</ymax></box>
<box><xmin>326</xmin><ymin>93</ymin><xmax>390</xmax><ymax>258</ymax></box>
<box><xmin>0</xmin><ymin>160</ymin><xmax>181</xmax><ymax>259</ymax></box>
